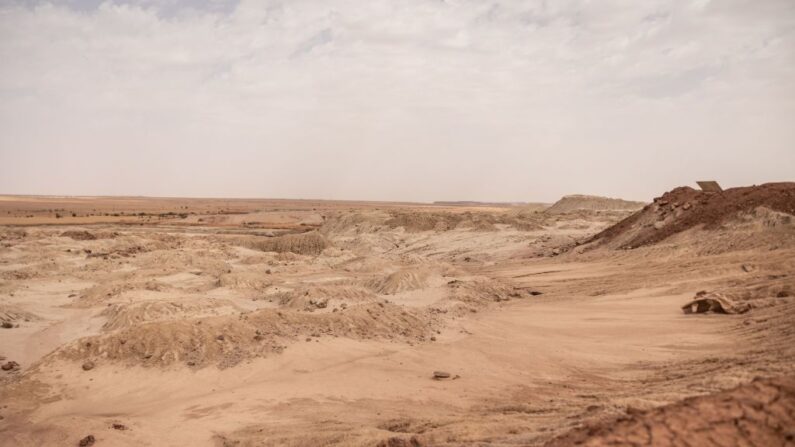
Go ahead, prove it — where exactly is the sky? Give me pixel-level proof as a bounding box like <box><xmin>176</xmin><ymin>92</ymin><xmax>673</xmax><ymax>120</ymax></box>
<box><xmin>0</xmin><ymin>0</ymin><xmax>793</xmax><ymax>203</ymax></box>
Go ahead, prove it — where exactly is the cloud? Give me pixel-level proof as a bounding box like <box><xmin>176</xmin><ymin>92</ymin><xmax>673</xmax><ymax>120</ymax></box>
<box><xmin>0</xmin><ymin>0</ymin><xmax>793</xmax><ymax>201</ymax></box>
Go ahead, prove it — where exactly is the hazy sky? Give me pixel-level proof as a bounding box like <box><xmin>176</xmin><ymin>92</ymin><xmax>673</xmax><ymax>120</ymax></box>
<box><xmin>0</xmin><ymin>0</ymin><xmax>793</xmax><ymax>202</ymax></box>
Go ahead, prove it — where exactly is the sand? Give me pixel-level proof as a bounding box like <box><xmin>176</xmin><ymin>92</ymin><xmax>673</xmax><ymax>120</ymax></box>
<box><xmin>0</xmin><ymin>186</ymin><xmax>793</xmax><ymax>446</ymax></box>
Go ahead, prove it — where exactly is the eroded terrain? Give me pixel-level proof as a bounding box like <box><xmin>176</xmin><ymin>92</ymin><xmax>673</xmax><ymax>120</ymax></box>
<box><xmin>1</xmin><ymin>187</ymin><xmax>793</xmax><ymax>446</ymax></box>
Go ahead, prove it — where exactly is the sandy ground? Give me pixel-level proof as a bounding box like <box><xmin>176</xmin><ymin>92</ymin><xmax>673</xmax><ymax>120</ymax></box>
<box><xmin>0</xmin><ymin>194</ymin><xmax>793</xmax><ymax>446</ymax></box>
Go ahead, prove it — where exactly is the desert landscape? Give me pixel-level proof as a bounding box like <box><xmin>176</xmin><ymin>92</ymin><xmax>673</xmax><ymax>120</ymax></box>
<box><xmin>0</xmin><ymin>183</ymin><xmax>793</xmax><ymax>446</ymax></box>
<box><xmin>2</xmin><ymin>1</ymin><xmax>794</xmax><ymax>445</ymax></box>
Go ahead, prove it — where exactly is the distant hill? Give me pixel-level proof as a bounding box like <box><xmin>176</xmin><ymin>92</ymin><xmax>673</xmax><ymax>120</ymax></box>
<box><xmin>545</xmin><ymin>195</ymin><xmax>645</xmax><ymax>214</ymax></box>
<box><xmin>586</xmin><ymin>182</ymin><xmax>795</xmax><ymax>249</ymax></box>
<box><xmin>433</xmin><ymin>201</ymin><xmax>545</xmax><ymax>208</ymax></box>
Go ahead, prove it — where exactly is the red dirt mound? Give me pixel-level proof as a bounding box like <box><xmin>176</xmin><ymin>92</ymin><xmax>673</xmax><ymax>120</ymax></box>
<box><xmin>588</xmin><ymin>182</ymin><xmax>795</xmax><ymax>249</ymax></box>
<box><xmin>546</xmin><ymin>375</ymin><xmax>795</xmax><ymax>447</ymax></box>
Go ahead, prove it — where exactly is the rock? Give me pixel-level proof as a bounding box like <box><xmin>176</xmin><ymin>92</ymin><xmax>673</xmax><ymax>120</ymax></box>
<box><xmin>111</xmin><ymin>423</ymin><xmax>127</xmax><ymax>430</ymax></box>
<box><xmin>1</xmin><ymin>322</ymin><xmax>13</xmax><ymax>329</ymax></box>
<box><xmin>376</xmin><ymin>436</ymin><xmax>423</xmax><ymax>447</ymax></box>
<box><xmin>741</xmin><ymin>264</ymin><xmax>755</xmax><ymax>273</ymax></box>
<box><xmin>82</xmin><ymin>360</ymin><xmax>95</xmax><ymax>371</ymax></box>
<box><xmin>2</xmin><ymin>361</ymin><xmax>20</xmax><ymax>371</ymax></box>
<box><xmin>309</xmin><ymin>298</ymin><xmax>328</xmax><ymax>309</ymax></box>
<box><xmin>528</xmin><ymin>291</ymin><xmax>543</xmax><ymax>296</ymax></box>
<box><xmin>216</xmin><ymin>335</ymin><xmax>225</xmax><ymax>341</ymax></box>
<box><xmin>682</xmin><ymin>202</ymin><xmax>692</xmax><ymax>210</ymax></box>
<box><xmin>777</xmin><ymin>291</ymin><xmax>790</xmax><ymax>298</ymax></box>
<box><xmin>433</xmin><ymin>371</ymin><xmax>451</xmax><ymax>379</ymax></box>
<box><xmin>682</xmin><ymin>294</ymin><xmax>751</xmax><ymax>315</ymax></box>
<box><xmin>653</xmin><ymin>221</ymin><xmax>665</xmax><ymax>230</ymax></box>
<box><xmin>78</xmin><ymin>435</ymin><xmax>95</xmax><ymax>446</ymax></box>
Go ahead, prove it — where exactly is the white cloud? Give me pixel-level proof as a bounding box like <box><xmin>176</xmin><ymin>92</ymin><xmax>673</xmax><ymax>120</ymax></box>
<box><xmin>0</xmin><ymin>0</ymin><xmax>793</xmax><ymax>201</ymax></box>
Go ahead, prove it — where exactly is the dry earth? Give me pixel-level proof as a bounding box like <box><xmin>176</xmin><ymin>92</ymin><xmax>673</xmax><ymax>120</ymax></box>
<box><xmin>0</xmin><ymin>186</ymin><xmax>793</xmax><ymax>446</ymax></box>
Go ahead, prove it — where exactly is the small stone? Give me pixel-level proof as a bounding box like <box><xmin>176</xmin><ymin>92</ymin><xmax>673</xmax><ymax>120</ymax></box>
<box><xmin>78</xmin><ymin>434</ymin><xmax>95</xmax><ymax>446</ymax></box>
<box><xmin>653</xmin><ymin>221</ymin><xmax>665</xmax><ymax>230</ymax></box>
<box><xmin>111</xmin><ymin>423</ymin><xmax>127</xmax><ymax>430</ymax></box>
<box><xmin>433</xmin><ymin>371</ymin><xmax>451</xmax><ymax>379</ymax></box>
<box><xmin>1</xmin><ymin>322</ymin><xmax>13</xmax><ymax>329</ymax></box>
<box><xmin>528</xmin><ymin>291</ymin><xmax>543</xmax><ymax>296</ymax></box>
<box><xmin>216</xmin><ymin>335</ymin><xmax>225</xmax><ymax>341</ymax></box>
<box><xmin>741</xmin><ymin>264</ymin><xmax>754</xmax><ymax>273</ymax></box>
<box><xmin>777</xmin><ymin>291</ymin><xmax>790</xmax><ymax>298</ymax></box>
<box><xmin>430</xmin><ymin>336</ymin><xmax>436</xmax><ymax>341</ymax></box>
<box><xmin>682</xmin><ymin>203</ymin><xmax>692</xmax><ymax>210</ymax></box>
<box><xmin>82</xmin><ymin>361</ymin><xmax>95</xmax><ymax>371</ymax></box>
<box><xmin>2</xmin><ymin>361</ymin><xmax>20</xmax><ymax>371</ymax></box>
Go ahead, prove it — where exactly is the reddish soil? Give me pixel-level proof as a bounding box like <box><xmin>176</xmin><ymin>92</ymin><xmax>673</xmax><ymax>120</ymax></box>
<box><xmin>589</xmin><ymin>182</ymin><xmax>795</xmax><ymax>249</ymax></box>
<box><xmin>545</xmin><ymin>375</ymin><xmax>795</xmax><ymax>447</ymax></box>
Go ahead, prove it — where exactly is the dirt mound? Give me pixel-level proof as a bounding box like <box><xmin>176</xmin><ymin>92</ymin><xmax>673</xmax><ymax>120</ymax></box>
<box><xmin>0</xmin><ymin>305</ymin><xmax>41</xmax><ymax>324</ymax></box>
<box><xmin>100</xmin><ymin>299</ymin><xmax>243</xmax><ymax>331</ymax></box>
<box><xmin>67</xmin><ymin>280</ymin><xmax>174</xmax><ymax>308</ymax></box>
<box><xmin>60</xmin><ymin>230</ymin><xmax>97</xmax><ymax>240</ymax></box>
<box><xmin>368</xmin><ymin>268</ymin><xmax>430</xmax><ymax>294</ymax></box>
<box><xmin>385</xmin><ymin>212</ymin><xmax>465</xmax><ymax>232</ymax></box>
<box><xmin>218</xmin><ymin>271</ymin><xmax>273</xmax><ymax>291</ymax></box>
<box><xmin>545</xmin><ymin>195</ymin><xmax>645</xmax><ymax>214</ymax></box>
<box><xmin>320</xmin><ymin>211</ymin><xmax>391</xmax><ymax>234</ymax></box>
<box><xmin>276</xmin><ymin>285</ymin><xmax>377</xmax><ymax>310</ymax></box>
<box><xmin>59</xmin><ymin>229</ymin><xmax>119</xmax><ymax>240</ymax></box>
<box><xmin>588</xmin><ymin>182</ymin><xmax>795</xmax><ymax>249</ymax></box>
<box><xmin>57</xmin><ymin>303</ymin><xmax>435</xmax><ymax>368</ymax></box>
<box><xmin>545</xmin><ymin>375</ymin><xmax>795</xmax><ymax>447</ymax></box>
<box><xmin>383</xmin><ymin>210</ymin><xmax>551</xmax><ymax>233</ymax></box>
<box><xmin>0</xmin><ymin>228</ymin><xmax>27</xmax><ymax>241</ymax></box>
<box><xmin>447</xmin><ymin>278</ymin><xmax>516</xmax><ymax>305</ymax></box>
<box><xmin>239</xmin><ymin>231</ymin><xmax>330</xmax><ymax>255</ymax></box>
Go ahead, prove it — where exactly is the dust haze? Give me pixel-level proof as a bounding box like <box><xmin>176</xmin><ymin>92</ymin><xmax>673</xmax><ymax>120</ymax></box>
<box><xmin>1</xmin><ymin>1</ymin><xmax>794</xmax><ymax>447</ymax></box>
